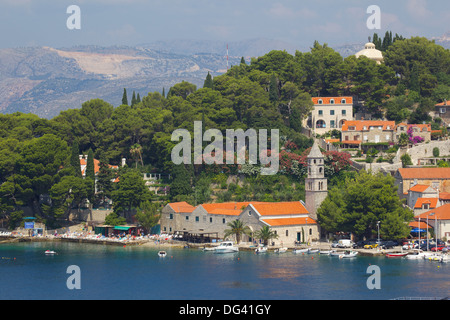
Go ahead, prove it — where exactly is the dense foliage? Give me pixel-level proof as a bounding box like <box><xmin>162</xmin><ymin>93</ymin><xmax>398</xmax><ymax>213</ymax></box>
<box><xmin>0</xmin><ymin>34</ymin><xmax>448</xmax><ymax>232</ymax></box>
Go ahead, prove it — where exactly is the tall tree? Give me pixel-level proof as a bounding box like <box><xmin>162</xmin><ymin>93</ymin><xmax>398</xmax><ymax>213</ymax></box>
<box><xmin>223</xmin><ymin>219</ymin><xmax>252</xmax><ymax>244</ymax></box>
<box><xmin>203</xmin><ymin>72</ymin><xmax>214</xmax><ymax>89</ymax></box>
<box><xmin>135</xmin><ymin>201</ymin><xmax>161</xmax><ymax>234</ymax></box>
<box><xmin>131</xmin><ymin>91</ymin><xmax>137</xmax><ymax>106</ymax></box>
<box><xmin>70</xmin><ymin>140</ymin><xmax>81</xmax><ymax>177</ymax></box>
<box><xmin>122</xmin><ymin>88</ymin><xmax>128</xmax><ymax>105</ymax></box>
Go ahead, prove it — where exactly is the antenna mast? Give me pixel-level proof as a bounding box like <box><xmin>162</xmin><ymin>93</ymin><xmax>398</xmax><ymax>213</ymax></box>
<box><xmin>227</xmin><ymin>44</ymin><xmax>229</xmax><ymax>71</ymax></box>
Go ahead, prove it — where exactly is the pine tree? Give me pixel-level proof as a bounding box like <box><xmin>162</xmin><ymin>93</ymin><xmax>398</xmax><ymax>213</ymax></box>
<box><xmin>203</xmin><ymin>72</ymin><xmax>213</xmax><ymax>89</ymax></box>
<box><xmin>136</xmin><ymin>93</ymin><xmax>141</xmax><ymax>103</ymax></box>
<box><xmin>240</xmin><ymin>57</ymin><xmax>246</xmax><ymax>65</ymax></box>
<box><xmin>122</xmin><ymin>88</ymin><xmax>128</xmax><ymax>105</ymax></box>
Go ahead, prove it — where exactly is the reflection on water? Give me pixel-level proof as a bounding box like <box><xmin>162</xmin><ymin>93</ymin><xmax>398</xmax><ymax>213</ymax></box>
<box><xmin>0</xmin><ymin>242</ymin><xmax>449</xmax><ymax>300</ymax></box>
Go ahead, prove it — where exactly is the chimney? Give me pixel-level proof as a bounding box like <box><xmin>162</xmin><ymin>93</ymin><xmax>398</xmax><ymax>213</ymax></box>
<box><xmin>122</xmin><ymin>158</ymin><xmax>126</xmax><ymax>167</ymax></box>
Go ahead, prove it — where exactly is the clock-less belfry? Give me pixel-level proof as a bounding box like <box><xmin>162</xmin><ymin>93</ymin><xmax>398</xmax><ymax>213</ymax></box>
<box><xmin>305</xmin><ymin>141</ymin><xmax>328</xmax><ymax>220</ymax></box>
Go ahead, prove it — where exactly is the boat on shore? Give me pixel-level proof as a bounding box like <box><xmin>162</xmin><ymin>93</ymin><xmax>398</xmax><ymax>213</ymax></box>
<box><xmin>293</xmin><ymin>248</ymin><xmax>309</xmax><ymax>254</ymax></box>
<box><xmin>214</xmin><ymin>241</ymin><xmax>239</xmax><ymax>254</ymax></box>
<box><xmin>274</xmin><ymin>247</ymin><xmax>287</xmax><ymax>253</ymax></box>
<box><xmin>307</xmin><ymin>249</ymin><xmax>320</xmax><ymax>254</ymax></box>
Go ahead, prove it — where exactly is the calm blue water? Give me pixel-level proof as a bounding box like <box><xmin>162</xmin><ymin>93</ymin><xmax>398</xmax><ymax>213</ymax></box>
<box><xmin>0</xmin><ymin>242</ymin><xmax>448</xmax><ymax>300</ymax></box>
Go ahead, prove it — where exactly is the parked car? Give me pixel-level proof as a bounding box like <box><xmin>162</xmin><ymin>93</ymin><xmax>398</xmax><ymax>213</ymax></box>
<box><xmin>431</xmin><ymin>244</ymin><xmax>445</xmax><ymax>252</ymax></box>
<box><xmin>353</xmin><ymin>240</ymin><xmax>366</xmax><ymax>249</ymax></box>
<box><xmin>364</xmin><ymin>240</ymin><xmax>379</xmax><ymax>249</ymax></box>
<box><xmin>338</xmin><ymin>239</ymin><xmax>354</xmax><ymax>248</ymax></box>
<box><xmin>380</xmin><ymin>240</ymin><xmax>396</xmax><ymax>249</ymax></box>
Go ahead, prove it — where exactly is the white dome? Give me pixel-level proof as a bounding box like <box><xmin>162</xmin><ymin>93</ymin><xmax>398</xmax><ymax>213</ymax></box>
<box><xmin>355</xmin><ymin>42</ymin><xmax>383</xmax><ymax>64</ymax></box>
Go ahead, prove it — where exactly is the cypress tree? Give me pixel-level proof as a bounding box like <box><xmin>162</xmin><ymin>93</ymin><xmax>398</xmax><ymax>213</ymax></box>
<box><xmin>269</xmin><ymin>74</ymin><xmax>278</xmax><ymax>102</ymax></box>
<box><xmin>85</xmin><ymin>149</ymin><xmax>95</xmax><ymax>181</ymax></box>
<box><xmin>240</xmin><ymin>57</ymin><xmax>246</xmax><ymax>65</ymax></box>
<box><xmin>162</xmin><ymin>87</ymin><xmax>165</xmax><ymax>98</ymax></box>
<box><xmin>122</xmin><ymin>88</ymin><xmax>128</xmax><ymax>105</ymax></box>
<box><xmin>70</xmin><ymin>140</ymin><xmax>81</xmax><ymax>177</ymax></box>
<box><xmin>203</xmin><ymin>72</ymin><xmax>213</xmax><ymax>89</ymax></box>
<box><xmin>131</xmin><ymin>91</ymin><xmax>137</xmax><ymax>106</ymax></box>
<box><xmin>136</xmin><ymin>93</ymin><xmax>141</xmax><ymax>103</ymax></box>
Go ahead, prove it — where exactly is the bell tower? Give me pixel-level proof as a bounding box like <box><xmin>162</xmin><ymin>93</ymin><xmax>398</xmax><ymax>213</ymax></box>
<box><xmin>305</xmin><ymin>141</ymin><xmax>328</xmax><ymax>220</ymax></box>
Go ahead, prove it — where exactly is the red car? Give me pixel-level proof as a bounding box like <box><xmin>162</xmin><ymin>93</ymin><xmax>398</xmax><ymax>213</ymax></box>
<box><xmin>431</xmin><ymin>245</ymin><xmax>445</xmax><ymax>252</ymax></box>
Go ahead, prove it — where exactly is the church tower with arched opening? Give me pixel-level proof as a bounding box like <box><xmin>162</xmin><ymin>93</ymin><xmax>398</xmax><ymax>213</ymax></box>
<box><xmin>305</xmin><ymin>141</ymin><xmax>328</xmax><ymax>220</ymax></box>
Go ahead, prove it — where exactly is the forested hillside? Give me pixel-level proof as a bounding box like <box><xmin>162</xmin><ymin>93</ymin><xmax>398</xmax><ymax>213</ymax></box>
<box><xmin>1</xmin><ymin>35</ymin><xmax>449</xmax><ymax>228</ymax></box>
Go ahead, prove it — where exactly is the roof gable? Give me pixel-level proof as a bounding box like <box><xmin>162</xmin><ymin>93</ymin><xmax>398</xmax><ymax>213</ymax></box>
<box><xmin>415</xmin><ymin>203</ymin><xmax>450</xmax><ymax>220</ymax></box>
<box><xmin>398</xmin><ymin>168</ymin><xmax>450</xmax><ymax>180</ymax></box>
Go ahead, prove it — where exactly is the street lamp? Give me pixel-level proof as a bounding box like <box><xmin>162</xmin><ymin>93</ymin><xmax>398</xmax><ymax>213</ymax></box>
<box><xmin>377</xmin><ymin>221</ymin><xmax>380</xmax><ymax>245</ymax></box>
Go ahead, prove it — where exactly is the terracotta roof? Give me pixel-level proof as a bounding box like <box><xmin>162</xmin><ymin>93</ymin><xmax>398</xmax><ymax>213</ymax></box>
<box><xmin>435</xmin><ymin>101</ymin><xmax>449</xmax><ymax>107</ymax></box>
<box><xmin>168</xmin><ymin>202</ymin><xmax>196</xmax><ymax>213</ymax></box>
<box><xmin>201</xmin><ymin>202</ymin><xmax>262</xmax><ymax>213</ymax></box>
<box><xmin>325</xmin><ymin>139</ymin><xmax>340</xmax><ymax>143</ymax></box>
<box><xmin>341</xmin><ymin>120</ymin><xmax>395</xmax><ymax>131</ymax></box>
<box><xmin>208</xmin><ymin>208</ymin><xmax>242</xmax><ymax>216</ymax></box>
<box><xmin>414</xmin><ymin>198</ymin><xmax>439</xmax><ymax>209</ymax></box>
<box><xmin>409</xmin><ymin>184</ymin><xmax>433</xmax><ymax>193</ymax></box>
<box><xmin>312</xmin><ymin>97</ymin><xmax>353</xmax><ymax>105</ymax></box>
<box><xmin>262</xmin><ymin>217</ymin><xmax>317</xmax><ymax>226</ymax></box>
<box><xmin>80</xmin><ymin>157</ymin><xmax>117</xmax><ymax>176</ymax></box>
<box><xmin>415</xmin><ymin>203</ymin><xmax>450</xmax><ymax>221</ymax></box>
<box><xmin>397</xmin><ymin>168</ymin><xmax>450</xmax><ymax>179</ymax></box>
<box><xmin>408</xmin><ymin>221</ymin><xmax>431</xmax><ymax>229</ymax></box>
<box><xmin>395</xmin><ymin>123</ymin><xmax>431</xmax><ymax>132</ymax></box>
<box><xmin>341</xmin><ymin>140</ymin><xmax>362</xmax><ymax>145</ymax></box>
<box><xmin>251</xmin><ymin>201</ymin><xmax>309</xmax><ymax>216</ymax></box>
<box><xmin>440</xmin><ymin>192</ymin><xmax>450</xmax><ymax>200</ymax></box>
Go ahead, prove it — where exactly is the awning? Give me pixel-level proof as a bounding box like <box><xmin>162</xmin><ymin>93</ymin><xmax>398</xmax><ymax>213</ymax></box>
<box><xmin>411</xmin><ymin>228</ymin><xmax>426</xmax><ymax>233</ymax></box>
<box><xmin>114</xmin><ymin>226</ymin><xmax>133</xmax><ymax>231</ymax></box>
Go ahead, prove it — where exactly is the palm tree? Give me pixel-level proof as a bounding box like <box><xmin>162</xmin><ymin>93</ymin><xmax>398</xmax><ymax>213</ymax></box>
<box><xmin>223</xmin><ymin>220</ymin><xmax>252</xmax><ymax>244</ymax></box>
<box><xmin>254</xmin><ymin>226</ymin><xmax>279</xmax><ymax>246</ymax></box>
<box><xmin>130</xmin><ymin>143</ymin><xmax>143</xmax><ymax>168</ymax></box>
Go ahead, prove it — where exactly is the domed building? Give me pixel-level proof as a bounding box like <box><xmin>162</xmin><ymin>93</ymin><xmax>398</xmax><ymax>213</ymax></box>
<box><xmin>355</xmin><ymin>42</ymin><xmax>383</xmax><ymax>64</ymax></box>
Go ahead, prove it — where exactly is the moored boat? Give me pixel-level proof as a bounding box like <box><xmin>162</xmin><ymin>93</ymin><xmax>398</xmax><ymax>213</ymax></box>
<box><xmin>405</xmin><ymin>249</ymin><xmax>426</xmax><ymax>260</ymax></box>
<box><xmin>386</xmin><ymin>252</ymin><xmax>409</xmax><ymax>258</ymax></box>
<box><xmin>158</xmin><ymin>251</ymin><xmax>167</xmax><ymax>257</ymax></box>
<box><xmin>293</xmin><ymin>248</ymin><xmax>309</xmax><ymax>254</ymax></box>
<box><xmin>274</xmin><ymin>247</ymin><xmax>287</xmax><ymax>253</ymax></box>
<box><xmin>214</xmin><ymin>241</ymin><xmax>239</xmax><ymax>254</ymax></box>
<box><xmin>339</xmin><ymin>251</ymin><xmax>358</xmax><ymax>259</ymax></box>
<box><xmin>45</xmin><ymin>250</ymin><xmax>56</xmax><ymax>255</ymax></box>
<box><xmin>255</xmin><ymin>246</ymin><xmax>267</xmax><ymax>254</ymax></box>
<box><xmin>307</xmin><ymin>249</ymin><xmax>320</xmax><ymax>254</ymax></box>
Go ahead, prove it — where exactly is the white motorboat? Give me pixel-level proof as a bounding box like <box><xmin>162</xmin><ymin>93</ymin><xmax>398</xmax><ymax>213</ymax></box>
<box><xmin>439</xmin><ymin>255</ymin><xmax>450</xmax><ymax>263</ymax></box>
<box><xmin>329</xmin><ymin>250</ymin><xmax>342</xmax><ymax>257</ymax></box>
<box><xmin>158</xmin><ymin>251</ymin><xmax>167</xmax><ymax>257</ymax></box>
<box><xmin>214</xmin><ymin>241</ymin><xmax>239</xmax><ymax>254</ymax></box>
<box><xmin>202</xmin><ymin>246</ymin><xmax>216</xmax><ymax>252</ymax></box>
<box><xmin>45</xmin><ymin>250</ymin><xmax>56</xmax><ymax>255</ymax></box>
<box><xmin>307</xmin><ymin>249</ymin><xmax>320</xmax><ymax>254</ymax></box>
<box><xmin>405</xmin><ymin>249</ymin><xmax>426</xmax><ymax>260</ymax></box>
<box><xmin>274</xmin><ymin>247</ymin><xmax>287</xmax><ymax>253</ymax></box>
<box><xmin>293</xmin><ymin>248</ymin><xmax>309</xmax><ymax>254</ymax></box>
<box><xmin>339</xmin><ymin>251</ymin><xmax>358</xmax><ymax>259</ymax></box>
<box><xmin>319</xmin><ymin>250</ymin><xmax>332</xmax><ymax>255</ymax></box>
<box><xmin>255</xmin><ymin>246</ymin><xmax>267</xmax><ymax>254</ymax></box>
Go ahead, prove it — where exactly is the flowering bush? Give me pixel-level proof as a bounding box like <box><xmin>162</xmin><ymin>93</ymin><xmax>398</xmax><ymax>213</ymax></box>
<box><xmin>407</xmin><ymin>126</ymin><xmax>424</xmax><ymax>144</ymax></box>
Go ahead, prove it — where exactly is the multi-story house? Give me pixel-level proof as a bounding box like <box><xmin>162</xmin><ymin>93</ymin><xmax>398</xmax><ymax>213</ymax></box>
<box><xmin>305</xmin><ymin>97</ymin><xmax>354</xmax><ymax>135</ymax></box>
<box><xmin>340</xmin><ymin>120</ymin><xmax>396</xmax><ymax>148</ymax></box>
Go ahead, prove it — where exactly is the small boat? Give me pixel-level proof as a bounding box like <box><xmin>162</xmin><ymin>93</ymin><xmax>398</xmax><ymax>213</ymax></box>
<box><xmin>339</xmin><ymin>251</ymin><xmax>358</xmax><ymax>259</ymax></box>
<box><xmin>405</xmin><ymin>250</ymin><xmax>426</xmax><ymax>260</ymax></box>
<box><xmin>274</xmin><ymin>247</ymin><xmax>287</xmax><ymax>253</ymax></box>
<box><xmin>158</xmin><ymin>251</ymin><xmax>167</xmax><ymax>257</ymax></box>
<box><xmin>329</xmin><ymin>250</ymin><xmax>343</xmax><ymax>257</ymax></box>
<box><xmin>439</xmin><ymin>255</ymin><xmax>450</xmax><ymax>263</ymax></box>
<box><xmin>214</xmin><ymin>241</ymin><xmax>239</xmax><ymax>254</ymax></box>
<box><xmin>255</xmin><ymin>246</ymin><xmax>267</xmax><ymax>254</ymax></box>
<box><xmin>44</xmin><ymin>250</ymin><xmax>56</xmax><ymax>255</ymax></box>
<box><xmin>293</xmin><ymin>248</ymin><xmax>309</xmax><ymax>254</ymax></box>
<box><xmin>202</xmin><ymin>246</ymin><xmax>216</xmax><ymax>252</ymax></box>
<box><xmin>386</xmin><ymin>252</ymin><xmax>409</xmax><ymax>258</ymax></box>
<box><xmin>319</xmin><ymin>250</ymin><xmax>332</xmax><ymax>255</ymax></box>
<box><xmin>307</xmin><ymin>249</ymin><xmax>320</xmax><ymax>254</ymax></box>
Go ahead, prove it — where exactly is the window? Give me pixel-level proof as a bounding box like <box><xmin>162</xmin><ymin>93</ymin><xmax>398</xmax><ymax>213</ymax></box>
<box><xmin>440</xmin><ymin>108</ymin><xmax>446</xmax><ymax>114</ymax></box>
<box><xmin>248</xmin><ymin>210</ymin><xmax>252</xmax><ymax>216</ymax></box>
<box><xmin>330</xmin><ymin>99</ymin><xmax>335</xmax><ymax>104</ymax></box>
<box><xmin>318</xmin><ymin>110</ymin><xmax>323</xmax><ymax>115</ymax></box>
<box><xmin>210</xmin><ymin>217</ymin><xmax>213</xmax><ymax>223</ymax></box>
<box><xmin>309</xmin><ymin>228</ymin><xmax>312</xmax><ymax>235</ymax></box>
<box><xmin>341</xmin><ymin>99</ymin><xmax>346</xmax><ymax>104</ymax></box>
<box><xmin>342</xmin><ymin>110</ymin><xmax>346</xmax><ymax>115</ymax></box>
<box><xmin>286</xmin><ymin>230</ymin><xmax>289</xmax><ymax>236</ymax></box>
<box><xmin>363</xmin><ymin>126</ymin><xmax>367</xmax><ymax>130</ymax></box>
<box><xmin>318</xmin><ymin>99</ymin><xmax>323</xmax><ymax>104</ymax></box>
<box><xmin>423</xmin><ymin>204</ymin><xmax>429</xmax><ymax>210</ymax></box>
<box><xmin>185</xmin><ymin>216</ymin><xmax>189</xmax><ymax>221</ymax></box>
<box><xmin>195</xmin><ymin>216</ymin><xmax>199</xmax><ymax>222</ymax></box>
<box><xmin>222</xmin><ymin>218</ymin><xmax>226</xmax><ymax>224</ymax></box>
<box><xmin>330</xmin><ymin>110</ymin><xmax>335</xmax><ymax>115</ymax></box>
<box><xmin>169</xmin><ymin>213</ymin><xmax>173</xmax><ymax>220</ymax></box>
<box><xmin>330</xmin><ymin>120</ymin><xmax>335</xmax><ymax>128</ymax></box>
<box><xmin>348</xmin><ymin>126</ymin><xmax>355</xmax><ymax>131</ymax></box>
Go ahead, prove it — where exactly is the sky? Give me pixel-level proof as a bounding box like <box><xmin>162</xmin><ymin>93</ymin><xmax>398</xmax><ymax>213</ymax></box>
<box><xmin>0</xmin><ymin>0</ymin><xmax>449</xmax><ymax>49</ymax></box>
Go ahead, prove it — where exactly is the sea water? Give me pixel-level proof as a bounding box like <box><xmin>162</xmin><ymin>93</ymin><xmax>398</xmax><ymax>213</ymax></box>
<box><xmin>0</xmin><ymin>242</ymin><xmax>448</xmax><ymax>300</ymax></box>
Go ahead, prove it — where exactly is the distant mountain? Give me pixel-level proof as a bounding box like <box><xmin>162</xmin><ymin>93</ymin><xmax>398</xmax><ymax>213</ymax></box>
<box><xmin>0</xmin><ymin>45</ymin><xmax>241</xmax><ymax>118</ymax></box>
<box><xmin>433</xmin><ymin>32</ymin><xmax>450</xmax><ymax>49</ymax></box>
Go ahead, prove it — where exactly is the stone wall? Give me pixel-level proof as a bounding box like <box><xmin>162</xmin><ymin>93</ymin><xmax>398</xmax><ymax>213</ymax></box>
<box><xmin>407</xmin><ymin>141</ymin><xmax>450</xmax><ymax>165</ymax></box>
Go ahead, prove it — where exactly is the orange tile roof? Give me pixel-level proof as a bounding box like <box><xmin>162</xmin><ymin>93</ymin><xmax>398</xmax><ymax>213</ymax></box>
<box><xmin>398</xmin><ymin>168</ymin><xmax>450</xmax><ymax>179</ymax></box>
<box><xmin>409</xmin><ymin>221</ymin><xmax>431</xmax><ymax>229</ymax></box>
<box><xmin>251</xmin><ymin>201</ymin><xmax>309</xmax><ymax>216</ymax></box>
<box><xmin>262</xmin><ymin>217</ymin><xmax>317</xmax><ymax>226</ymax></box>
<box><xmin>342</xmin><ymin>120</ymin><xmax>395</xmax><ymax>131</ymax></box>
<box><xmin>435</xmin><ymin>101</ymin><xmax>449</xmax><ymax>106</ymax></box>
<box><xmin>341</xmin><ymin>140</ymin><xmax>362</xmax><ymax>145</ymax></box>
<box><xmin>414</xmin><ymin>198</ymin><xmax>439</xmax><ymax>209</ymax></box>
<box><xmin>395</xmin><ymin>123</ymin><xmax>431</xmax><ymax>132</ymax></box>
<box><xmin>440</xmin><ymin>192</ymin><xmax>450</xmax><ymax>200</ymax></box>
<box><xmin>201</xmin><ymin>202</ymin><xmax>262</xmax><ymax>213</ymax></box>
<box><xmin>208</xmin><ymin>208</ymin><xmax>242</xmax><ymax>216</ymax></box>
<box><xmin>168</xmin><ymin>202</ymin><xmax>196</xmax><ymax>213</ymax></box>
<box><xmin>409</xmin><ymin>184</ymin><xmax>432</xmax><ymax>193</ymax></box>
<box><xmin>415</xmin><ymin>203</ymin><xmax>450</xmax><ymax>220</ymax></box>
<box><xmin>311</xmin><ymin>97</ymin><xmax>353</xmax><ymax>105</ymax></box>
<box><xmin>325</xmin><ymin>139</ymin><xmax>340</xmax><ymax>144</ymax></box>
<box><xmin>80</xmin><ymin>157</ymin><xmax>117</xmax><ymax>175</ymax></box>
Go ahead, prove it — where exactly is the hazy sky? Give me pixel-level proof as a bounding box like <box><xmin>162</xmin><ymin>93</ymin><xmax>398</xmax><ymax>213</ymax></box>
<box><xmin>0</xmin><ymin>0</ymin><xmax>449</xmax><ymax>49</ymax></box>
